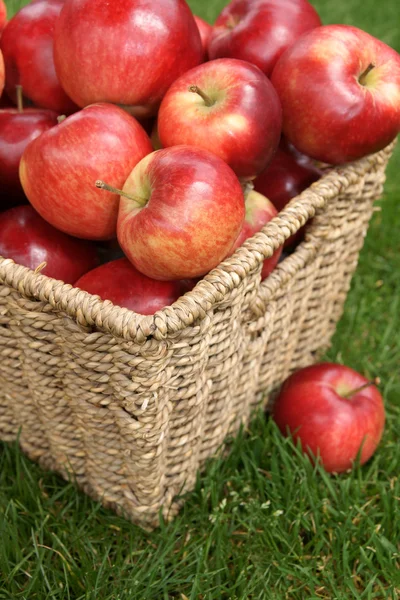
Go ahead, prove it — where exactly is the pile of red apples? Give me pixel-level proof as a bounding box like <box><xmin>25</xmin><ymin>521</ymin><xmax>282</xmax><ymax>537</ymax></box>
<box><xmin>1</xmin><ymin>0</ymin><xmax>400</xmax><ymax>311</ymax></box>
<box><xmin>1</xmin><ymin>0</ymin><xmax>398</xmax><ymax>473</ymax></box>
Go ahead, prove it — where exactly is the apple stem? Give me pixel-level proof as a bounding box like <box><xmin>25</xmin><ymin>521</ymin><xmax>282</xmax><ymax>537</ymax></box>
<box><xmin>359</xmin><ymin>63</ymin><xmax>375</xmax><ymax>86</ymax></box>
<box><xmin>188</xmin><ymin>85</ymin><xmax>214</xmax><ymax>107</ymax></box>
<box><xmin>57</xmin><ymin>115</ymin><xmax>67</xmax><ymax>124</ymax></box>
<box><xmin>342</xmin><ymin>377</ymin><xmax>380</xmax><ymax>399</ymax></box>
<box><xmin>95</xmin><ymin>180</ymin><xmax>147</xmax><ymax>206</ymax></box>
<box><xmin>16</xmin><ymin>85</ymin><xmax>24</xmax><ymax>113</ymax></box>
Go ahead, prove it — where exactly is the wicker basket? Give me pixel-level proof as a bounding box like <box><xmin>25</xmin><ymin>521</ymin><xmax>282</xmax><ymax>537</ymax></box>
<box><xmin>0</xmin><ymin>142</ymin><xmax>395</xmax><ymax>529</ymax></box>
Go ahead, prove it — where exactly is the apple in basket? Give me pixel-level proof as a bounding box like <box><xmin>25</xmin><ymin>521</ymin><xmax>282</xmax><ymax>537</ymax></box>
<box><xmin>158</xmin><ymin>58</ymin><xmax>282</xmax><ymax>179</ymax></box>
<box><xmin>254</xmin><ymin>141</ymin><xmax>322</xmax><ymax>247</ymax></box>
<box><xmin>0</xmin><ymin>50</ymin><xmax>4</xmax><ymax>99</ymax></box>
<box><xmin>53</xmin><ymin>0</ymin><xmax>203</xmax><ymax>117</ymax></box>
<box><xmin>0</xmin><ymin>0</ymin><xmax>77</xmax><ymax>114</ymax></box>
<box><xmin>194</xmin><ymin>15</ymin><xmax>212</xmax><ymax>60</ymax></box>
<box><xmin>208</xmin><ymin>0</ymin><xmax>322</xmax><ymax>77</ymax></box>
<box><xmin>19</xmin><ymin>103</ymin><xmax>153</xmax><ymax>240</ymax></box>
<box><xmin>0</xmin><ymin>98</ymin><xmax>59</xmax><ymax>208</ymax></box>
<box><xmin>230</xmin><ymin>190</ymin><xmax>282</xmax><ymax>280</ymax></box>
<box><xmin>0</xmin><ymin>0</ymin><xmax>6</xmax><ymax>33</ymax></box>
<box><xmin>75</xmin><ymin>258</ymin><xmax>193</xmax><ymax>315</ymax></box>
<box><xmin>0</xmin><ymin>205</ymin><xmax>99</xmax><ymax>283</ymax></box>
<box><xmin>97</xmin><ymin>145</ymin><xmax>245</xmax><ymax>281</ymax></box>
<box><xmin>271</xmin><ymin>25</ymin><xmax>400</xmax><ymax>164</ymax></box>
<box><xmin>272</xmin><ymin>363</ymin><xmax>385</xmax><ymax>473</ymax></box>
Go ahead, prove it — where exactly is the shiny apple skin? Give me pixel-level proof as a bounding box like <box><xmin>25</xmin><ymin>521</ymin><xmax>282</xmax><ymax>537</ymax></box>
<box><xmin>20</xmin><ymin>103</ymin><xmax>153</xmax><ymax>240</ymax></box>
<box><xmin>53</xmin><ymin>0</ymin><xmax>203</xmax><ymax>117</ymax></box>
<box><xmin>271</xmin><ymin>25</ymin><xmax>400</xmax><ymax>164</ymax></box>
<box><xmin>0</xmin><ymin>0</ymin><xmax>6</xmax><ymax>33</ymax></box>
<box><xmin>75</xmin><ymin>257</ymin><xmax>192</xmax><ymax>315</ymax></box>
<box><xmin>117</xmin><ymin>146</ymin><xmax>245</xmax><ymax>281</ymax></box>
<box><xmin>0</xmin><ymin>205</ymin><xmax>99</xmax><ymax>282</ymax></box>
<box><xmin>194</xmin><ymin>15</ymin><xmax>212</xmax><ymax>60</ymax></box>
<box><xmin>158</xmin><ymin>58</ymin><xmax>282</xmax><ymax>179</ymax></box>
<box><xmin>208</xmin><ymin>0</ymin><xmax>321</xmax><ymax>77</ymax></box>
<box><xmin>231</xmin><ymin>190</ymin><xmax>282</xmax><ymax>279</ymax></box>
<box><xmin>0</xmin><ymin>107</ymin><xmax>58</xmax><ymax>209</ymax></box>
<box><xmin>0</xmin><ymin>0</ymin><xmax>77</xmax><ymax>114</ymax></box>
<box><xmin>0</xmin><ymin>49</ymin><xmax>4</xmax><ymax>98</ymax></box>
<box><xmin>254</xmin><ymin>143</ymin><xmax>321</xmax><ymax>246</ymax></box>
<box><xmin>272</xmin><ymin>363</ymin><xmax>386</xmax><ymax>473</ymax></box>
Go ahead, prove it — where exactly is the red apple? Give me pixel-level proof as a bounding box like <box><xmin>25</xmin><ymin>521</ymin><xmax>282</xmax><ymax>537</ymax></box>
<box><xmin>194</xmin><ymin>15</ymin><xmax>212</xmax><ymax>60</ymax></box>
<box><xmin>0</xmin><ymin>0</ymin><xmax>6</xmax><ymax>33</ymax></box>
<box><xmin>53</xmin><ymin>0</ymin><xmax>203</xmax><ymax>118</ymax></box>
<box><xmin>271</xmin><ymin>25</ymin><xmax>400</xmax><ymax>164</ymax></box>
<box><xmin>272</xmin><ymin>363</ymin><xmax>386</xmax><ymax>473</ymax></box>
<box><xmin>0</xmin><ymin>106</ymin><xmax>59</xmax><ymax>209</ymax></box>
<box><xmin>0</xmin><ymin>49</ymin><xmax>4</xmax><ymax>97</ymax></box>
<box><xmin>254</xmin><ymin>142</ymin><xmax>322</xmax><ymax>246</ymax></box>
<box><xmin>0</xmin><ymin>205</ymin><xmax>99</xmax><ymax>282</ymax></box>
<box><xmin>230</xmin><ymin>190</ymin><xmax>282</xmax><ymax>279</ymax></box>
<box><xmin>19</xmin><ymin>103</ymin><xmax>153</xmax><ymax>240</ymax></box>
<box><xmin>75</xmin><ymin>257</ymin><xmax>191</xmax><ymax>315</ymax></box>
<box><xmin>158</xmin><ymin>58</ymin><xmax>282</xmax><ymax>179</ymax></box>
<box><xmin>0</xmin><ymin>0</ymin><xmax>77</xmax><ymax>114</ymax></box>
<box><xmin>115</xmin><ymin>145</ymin><xmax>245</xmax><ymax>280</ymax></box>
<box><xmin>208</xmin><ymin>0</ymin><xmax>321</xmax><ymax>77</ymax></box>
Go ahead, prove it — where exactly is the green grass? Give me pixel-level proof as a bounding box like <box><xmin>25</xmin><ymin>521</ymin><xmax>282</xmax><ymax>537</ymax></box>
<box><xmin>1</xmin><ymin>0</ymin><xmax>400</xmax><ymax>598</ymax></box>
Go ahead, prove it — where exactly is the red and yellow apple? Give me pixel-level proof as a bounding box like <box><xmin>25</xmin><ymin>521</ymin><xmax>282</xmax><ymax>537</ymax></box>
<box><xmin>158</xmin><ymin>58</ymin><xmax>282</xmax><ymax>179</ymax></box>
<box><xmin>53</xmin><ymin>0</ymin><xmax>203</xmax><ymax>117</ymax></box>
<box><xmin>20</xmin><ymin>103</ymin><xmax>153</xmax><ymax>240</ymax></box>
<box><xmin>271</xmin><ymin>25</ymin><xmax>400</xmax><ymax>164</ymax></box>
<box><xmin>115</xmin><ymin>145</ymin><xmax>245</xmax><ymax>280</ymax></box>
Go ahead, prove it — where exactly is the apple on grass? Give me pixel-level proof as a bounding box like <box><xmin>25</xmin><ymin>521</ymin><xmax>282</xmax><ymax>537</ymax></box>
<box><xmin>230</xmin><ymin>190</ymin><xmax>282</xmax><ymax>280</ymax></box>
<box><xmin>19</xmin><ymin>103</ymin><xmax>153</xmax><ymax>240</ymax></box>
<box><xmin>271</xmin><ymin>25</ymin><xmax>400</xmax><ymax>164</ymax></box>
<box><xmin>0</xmin><ymin>0</ymin><xmax>77</xmax><ymax>114</ymax></box>
<box><xmin>97</xmin><ymin>145</ymin><xmax>245</xmax><ymax>281</ymax></box>
<box><xmin>53</xmin><ymin>0</ymin><xmax>203</xmax><ymax>118</ymax></box>
<box><xmin>0</xmin><ymin>205</ymin><xmax>99</xmax><ymax>283</ymax></box>
<box><xmin>0</xmin><ymin>89</ymin><xmax>59</xmax><ymax>209</ymax></box>
<box><xmin>272</xmin><ymin>363</ymin><xmax>385</xmax><ymax>473</ymax></box>
<box><xmin>208</xmin><ymin>0</ymin><xmax>321</xmax><ymax>77</ymax></box>
<box><xmin>75</xmin><ymin>258</ymin><xmax>192</xmax><ymax>315</ymax></box>
<box><xmin>158</xmin><ymin>58</ymin><xmax>282</xmax><ymax>179</ymax></box>
<box><xmin>194</xmin><ymin>15</ymin><xmax>212</xmax><ymax>60</ymax></box>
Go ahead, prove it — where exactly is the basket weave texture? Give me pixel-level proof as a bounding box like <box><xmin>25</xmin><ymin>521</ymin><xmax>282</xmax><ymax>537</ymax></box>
<box><xmin>0</xmin><ymin>142</ymin><xmax>395</xmax><ymax>529</ymax></box>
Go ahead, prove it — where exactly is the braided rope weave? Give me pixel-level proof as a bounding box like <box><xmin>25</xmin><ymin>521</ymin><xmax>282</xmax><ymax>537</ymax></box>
<box><xmin>0</xmin><ymin>142</ymin><xmax>395</xmax><ymax>528</ymax></box>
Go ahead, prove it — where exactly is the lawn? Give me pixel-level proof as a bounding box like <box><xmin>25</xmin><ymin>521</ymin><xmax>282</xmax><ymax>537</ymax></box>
<box><xmin>1</xmin><ymin>0</ymin><xmax>400</xmax><ymax>598</ymax></box>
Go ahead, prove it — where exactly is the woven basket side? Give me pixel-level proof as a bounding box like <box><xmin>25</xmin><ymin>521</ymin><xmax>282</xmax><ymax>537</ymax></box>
<box><xmin>0</xmin><ymin>143</ymin><xmax>394</xmax><ymax>345</ymax></box>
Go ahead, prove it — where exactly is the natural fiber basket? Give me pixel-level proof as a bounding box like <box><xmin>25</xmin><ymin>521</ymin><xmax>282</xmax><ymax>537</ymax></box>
<box><xmin>0</xmin><ymin>142</ymin><xmax>395</xmax><ymax>529</ymax></box>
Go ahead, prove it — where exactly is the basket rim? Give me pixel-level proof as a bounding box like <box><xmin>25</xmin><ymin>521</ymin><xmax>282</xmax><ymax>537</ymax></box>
<box><xmin>0</xmin><ymin>142</ymin><xmax>395</xmax><ymax>342</ymax></box>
